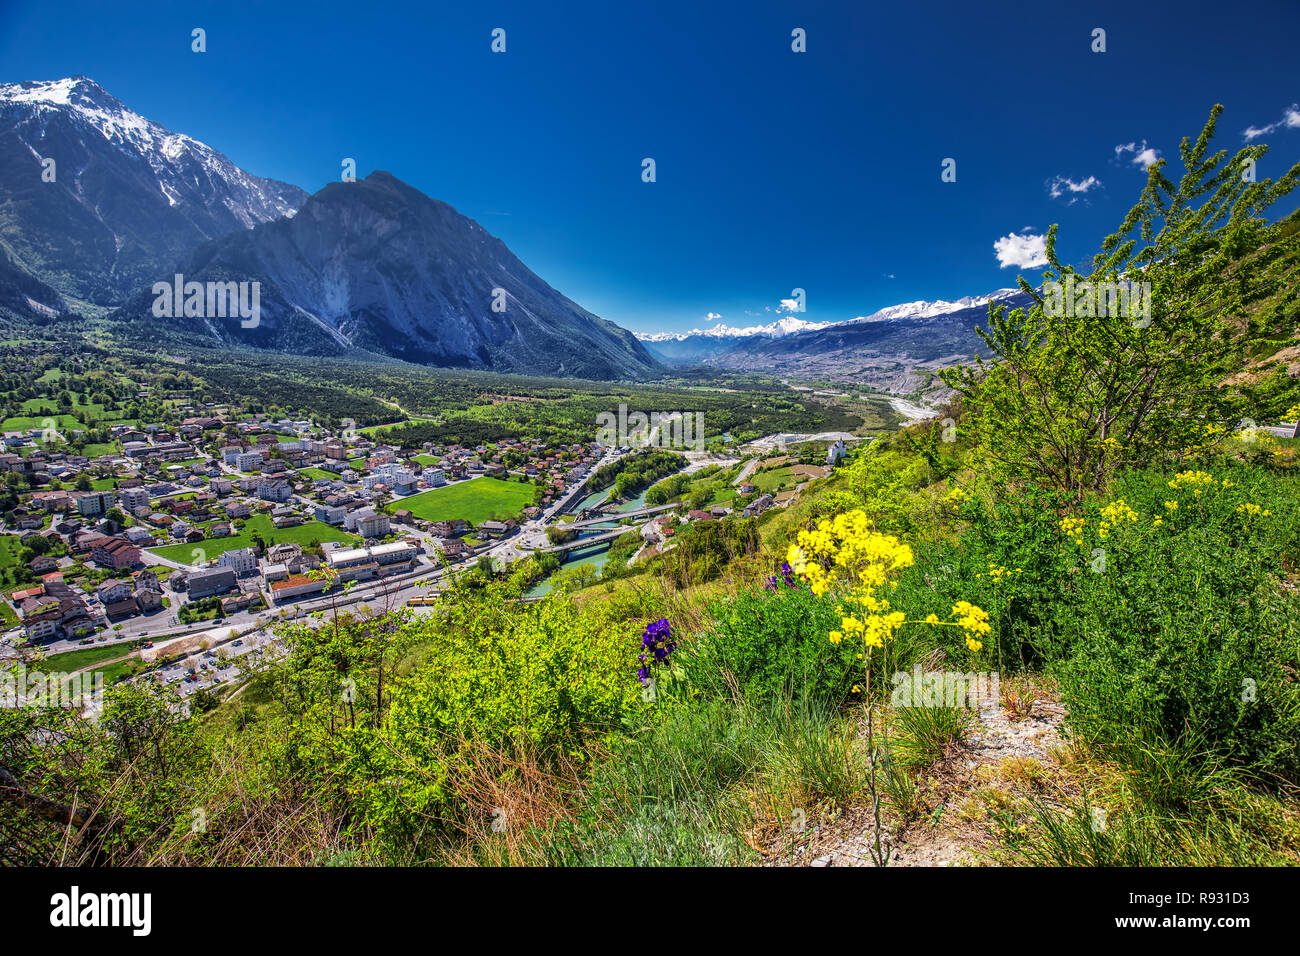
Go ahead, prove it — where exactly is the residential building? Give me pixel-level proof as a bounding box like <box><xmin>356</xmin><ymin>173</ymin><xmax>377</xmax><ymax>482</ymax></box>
<box><xmin>257</xmin><ymin>477</ymin><xmax>293</xmax><ymax>502</ymax></box>
<box><xmin>222</xmin><ymin>502</ymin><xmax>250</xmax><ymax>521</ymax></box>
<box><xmin>117</xmin><ymin>486</ymin><xmax>151</xmax><ymax>511</ymax></box>
<box><xmin>356</xmin><ymin>512</ymin><xmax>390</xmax><ymax>538</ymax></box>
<box><xmin>134</xmin><ymin>569</ymin><xmax>162</xmax><ymax>594</ymax></box>
<box><xmin>90</xmin><ymin>536</ymin><xmax>143</xmax><ymax>569</ymax></box>
<box><xmin>75</xmin><ymin>490</ymin><xmax>116</xmax><ymax>517</ymax></box>
<box><xmin>266</xmin><ymin>542</ymin><xmax>303</xmax><ymax>565</ymax></box>
<box><xmin>96</xmin><ymin>579</ymin><xmax>132</xmax><ymax>605</ymax></box>
<box><xmin>217</xmin><ymin>548</ymin><xmax>259</xmax><ymax>576</ymax></box>
<box><xmin>136</xmin><ymin>588</ymin><xmax>162</xmax><ymax>612</ymax></box>
<box><xmin>187</xmin><ymin>566</ymin><xmax>237</xmax><ymax>599</ymax></box>
<box><xmin>314</xmin><ymin>504</ymin><xmax>347</xmax><ymax>525</ymax></box>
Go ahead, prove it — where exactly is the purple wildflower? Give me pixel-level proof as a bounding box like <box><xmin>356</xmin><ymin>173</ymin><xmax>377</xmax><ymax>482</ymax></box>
<box><xmin>637</xmin><ymin>617</ymin><xmax>676</xmax><ymax>686</ymax></box>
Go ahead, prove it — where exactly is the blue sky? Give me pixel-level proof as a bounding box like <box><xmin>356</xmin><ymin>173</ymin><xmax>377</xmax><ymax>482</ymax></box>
<box><xmin>3</xmin><ymin>0</ymin><xmax>1298</xmax><ymax>335</ymax></box>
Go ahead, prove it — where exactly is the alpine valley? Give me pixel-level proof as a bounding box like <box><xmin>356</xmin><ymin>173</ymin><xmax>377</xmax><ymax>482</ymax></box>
<box><xmin>1</xmin><ymin>76</ymin><xmax>1030</xmax><ymax>389</ymax></box>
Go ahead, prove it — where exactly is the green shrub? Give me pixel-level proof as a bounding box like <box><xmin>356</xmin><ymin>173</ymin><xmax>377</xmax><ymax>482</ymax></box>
<box><xmin>1051</xmin><ymin>466</ymin><xmax>1300</xmax><ymax>785</ymax></box>
<box><xmin>685</xmin><ymin>584</ymin><xmax>857</xmax><ymax>706</ymax></box>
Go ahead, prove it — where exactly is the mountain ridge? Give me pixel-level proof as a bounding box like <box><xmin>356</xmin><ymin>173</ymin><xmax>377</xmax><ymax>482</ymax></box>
<box><xmin>112</xmin><ymin>170</ymin><xmax>663</xmax><ymax>380</ymax></box>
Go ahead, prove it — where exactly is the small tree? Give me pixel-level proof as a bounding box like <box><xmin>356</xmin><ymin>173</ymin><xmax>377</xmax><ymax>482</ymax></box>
<box><xmin>942</xmin><ymin>106</ymin><xmax>1300</xmax><ymax>492</ymax></box>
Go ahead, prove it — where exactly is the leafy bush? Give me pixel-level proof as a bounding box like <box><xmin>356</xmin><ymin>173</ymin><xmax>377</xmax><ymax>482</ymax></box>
<box><xmin>1047</xmin><ymin>466</ymin><xmax>1300</xmax><ymax>785</ymax></box>
<box><xmin>684</xmin><ymin>584</ymin><xmax>856</xmax><ymax>706</ymax></box>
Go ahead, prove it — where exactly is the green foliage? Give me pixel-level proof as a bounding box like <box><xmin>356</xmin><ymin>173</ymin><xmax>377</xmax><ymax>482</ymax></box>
<box><xmin>291</xmin><ymin>583</ymin><xmax>641</xmax><ymax>855</ymax></box>
<box><xmin>658</xmin><ymin>516</ymin><xmax>760</xmax><ymax>588</ymax></box>
<box><xmin>589</xmin><ymin>449</ymin><xmax>685</xmax><ymax>496</ymax></box>
<box><xmin>685</xmin><ymin>584</ymin><xmax>857</xmax><ymax>706</ymax></box>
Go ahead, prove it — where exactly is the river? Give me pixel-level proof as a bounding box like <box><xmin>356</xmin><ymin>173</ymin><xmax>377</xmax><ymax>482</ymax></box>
<box><xmin>525</xmin><ymin>487</ymin><xmax>651</xmax><ymax>596</ymax></box>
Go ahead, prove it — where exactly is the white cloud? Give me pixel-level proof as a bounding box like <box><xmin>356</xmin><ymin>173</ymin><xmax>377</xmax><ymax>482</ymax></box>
<box><xmin>993</xmin><ymin>230</ymin><xmax>1048</xmax><ymax>269</ymax></box>
<box><xmin>1243</xmin><ymin>103</ymin><xmax>1300</xmax><ymax>141</ymax></box>
<box><xmin>1047</xmin><ymin>174</ymin><xmax>1102</xmax><ymax>203</ymax></box>
<box><xmin>1114</xmin><ymin>140</ymin><xmax>1161</xmax><ymax>169</ymax></box>
<box><xmin>777</xmin><ymin>298</ymin><xmax>801</xmax><ymax>313</ymax></box>
<box><xmin>703</xmin><ymin>311</ymin><xmax>722</xmax><ymax>321</ymax></box>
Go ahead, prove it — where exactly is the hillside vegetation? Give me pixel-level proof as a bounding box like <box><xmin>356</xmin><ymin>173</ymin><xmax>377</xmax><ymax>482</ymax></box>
<box><xmin>3</xmin><ymin>107</ymin><xmax>1299</xmax><ymax>867</ymax></box>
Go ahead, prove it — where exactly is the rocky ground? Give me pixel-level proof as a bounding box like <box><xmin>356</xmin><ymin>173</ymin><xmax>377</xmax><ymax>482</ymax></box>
<box><xmin>763</xmin><ymin>682</ymin><xmax>1069</xmax><ymax>867</ymax></box>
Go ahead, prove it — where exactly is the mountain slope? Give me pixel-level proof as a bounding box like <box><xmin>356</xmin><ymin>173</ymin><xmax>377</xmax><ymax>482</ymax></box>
<box><xmin>116</xmin><ymin>171</ymin><xmax>662</xmax><ymax>380</ymax></box>
<box><xmin>0</xmin><ymin>77</ymin><xmax>306</xmax><ymax>308</ymax></box>
<box><xmin>0</xmin><ymin>244</ymin><xmax>67</xmax><ymax>322</ymax></box>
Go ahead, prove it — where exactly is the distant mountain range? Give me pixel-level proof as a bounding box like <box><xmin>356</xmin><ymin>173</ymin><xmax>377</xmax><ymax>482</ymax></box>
<box><xmin>639</xmin><ymin>289</ymin><xmax>1032</xmax><ymax>392</ymax></box>
<box><xmin>0</xmin><ymin>77</ymin><xmax>660</xmax><ymax>380</ymax></box>
<box><xmin>0</xmin><ymin>75</ymin><xmax>1028</xmax><ymax>387</ymax></box>
<box><xmin>637</xmin><ymin>315</ymin><xmax>833</xmax><ymax>362</ymax></box>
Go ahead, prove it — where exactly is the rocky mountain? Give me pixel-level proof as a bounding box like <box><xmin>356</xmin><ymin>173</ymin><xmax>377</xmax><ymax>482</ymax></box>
<box><xmin>0</xmin><ymin>77</ymin><xmax>306</xmax><ymax>310</ymax></box>
<box><xmin>700</xmin><ymin>289</ymin><xmax>1034</xmax><ymax>391</ymax></box>
<box><xmin>116</xmin><ymin>171</ymin><xmax>663</xmax><ymax>380</ymax></box>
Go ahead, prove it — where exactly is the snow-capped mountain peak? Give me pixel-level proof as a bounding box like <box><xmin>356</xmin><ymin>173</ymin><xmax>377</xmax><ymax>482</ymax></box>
<box><xmin>0</xmin><ymin>76</ymin><xmax>306</xmax><ymax>227</ymax></box>
<box><xmin>848</xmin><ymin>288</ymin><xmax>1020</xmax><ymax>324</ymax></box>
<box><xmin>0</xmin><ymin>77</ymin><xmax>310</xmax><ymax>307</ymax></box>
<box><xmin>637</xmin><ymin>314</ymin><xmax>832</xmax><ymax>342</ymax></box>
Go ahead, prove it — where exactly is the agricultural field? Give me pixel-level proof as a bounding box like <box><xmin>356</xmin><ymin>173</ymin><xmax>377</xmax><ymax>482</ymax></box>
<box><xmin>750</xmin><ymin>465</ymin><xmax>800</xmax><ymax>493</ymax></box>
<box><xmin>385</xmin><ymin>476</ymin><xmax>536</xmax><ymax>525</ymax></box>
<box><xmin>149</xmin><ymin>514</ymin><xmax>356</xmax><ymax>563</ymax></box>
